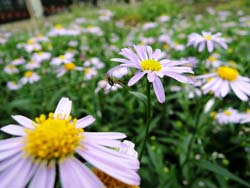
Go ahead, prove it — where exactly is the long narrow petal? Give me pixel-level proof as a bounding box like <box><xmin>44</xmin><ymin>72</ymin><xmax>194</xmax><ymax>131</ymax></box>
<box><xmin>70</xmin><ymin>157</ymin><xmax>105</xmax><ymax>188</ymax></box>
<box><xmin>231</xmin><ymin>82</ymin><xmax>248</xmax><ymax>101</ymax></box>
<box><xmin>0</xmin><ymin>137</ymin><xmax>22</xmax><ymax>151</ymax></box>
<box><xmin>152</xmin><ymin>77</ymin><xmax>165</xmax><ymax>103</ymax></box>
<box><xmin>54</xmin><ymin>97</ymin><xmax>72</xmax><ymax>119</ymax></box>
<box><xmin>147</xmin><ymin>72</ymin><xmax>156</xmax><ymax>82</ymax></box>
<box><xmin>11</xmin><ymin>115</ymin><xmax>36</xmax><ymax>129</ymax></box>
<box><xmin>77</xmin><ymin>147</ymin><xmax>140</xmax><ymax>186</ymax></box>
<box><xmin>76</xmin><ymin>115</ymin><xmax>95</xmax><ymax>128</ymax></box>
<box><xmin>1</xmin><ymin>125</ymin><xmax>26</xmax><ymax>136</ymax></box>
<box><xmin>29</xmin><ymin>162</ymin><xmax>55</xmax><ymax>188</ymax></box>
<box><xmin>84</xmin><ymin>132</ymin><xmax>126</xmax><ymax>140</ymax></box>
<box><xmin>220</xmin><ymin>80</ymin><xmax>230</xmax><ymax>97</ymax></box>
<box><xmin>128</xmin><ymin>71</ymin><xmax>145</xmax><ymax>86</ymax></box>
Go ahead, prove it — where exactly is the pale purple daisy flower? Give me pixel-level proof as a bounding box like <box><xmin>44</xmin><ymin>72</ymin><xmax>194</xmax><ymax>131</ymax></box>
<box><xmin>111</xmin><ymin>45</ymin><xmax>194</xmax><ymax>103</ymax></box>
<box><xmin>187</xmin><ymin>31</ymin><xmax>228</xmax><ymax>52</ymax></box>
<box><xmin>196</xmin><ymin>66</ymin><xmax>250</xmax><ymax>101</ymax></box>
<box><xmin>0</xmin><ymin>97</ymin><xmax>140</xmax><ymax>188</ymax></box>
<box><xmin>213</xmin><ymin>108</ymin><xmax>242</xmax><ymax>125</ymax></box>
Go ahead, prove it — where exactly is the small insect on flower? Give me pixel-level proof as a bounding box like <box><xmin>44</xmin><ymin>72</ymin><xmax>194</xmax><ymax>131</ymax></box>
<box><xmin>110</xmin><ymin>45</ymin><xmax>194</xmax><ymax>103</ymax></box>
<box><xmin>0</xmin><ymin>97</ymin><xmax>140</xmax><ymax>188</ymax></box>
<box><xmin>196</xmin><ymin>66</ymin><xmax>250</xmax><ymax>101</ymax></box>
<box><xmin>187</xmin><ymin>31</ymin><xmax>228</xmax><ymax>52</ymax></box>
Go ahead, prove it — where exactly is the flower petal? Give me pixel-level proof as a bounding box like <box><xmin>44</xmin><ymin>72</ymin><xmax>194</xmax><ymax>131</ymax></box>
<box><xmin>76</xmin><ymin>115</ymin><xmax>95</xmax><ymax>128</ymax></box>
<box><xmin>11</xmin><ymin>115</ymin><xmax>36</xmax><ymax>129</ymax></box>
<box><xmin>152</xmin><ymin>77</ymin><xmax>165</xmax><ymax>103</ymax></box>
<box><xmin>128</xmin><ymin>71</ymin><xmax>145</xmax><ymax>86</ymax></box>
<box><xmin>54</xmin><ymin>97</ymin><xmax>72</xmax><ymax>119</ymax></box>
<box><xmin>1</xmin><ymin>125</ymin><xmax>26</xmax><ymax>136</ymax></box>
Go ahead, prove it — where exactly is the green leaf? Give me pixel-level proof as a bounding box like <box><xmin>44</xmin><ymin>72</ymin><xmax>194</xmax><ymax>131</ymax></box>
<box><xmin>129</xmin><ymin>91</ymin><xmax>147</xmax><ymax>104</ymax></box>
<box><xmin>196</xmin><ymin>160</ymin><xmax>250</xmax><ymax>188</ymax></box>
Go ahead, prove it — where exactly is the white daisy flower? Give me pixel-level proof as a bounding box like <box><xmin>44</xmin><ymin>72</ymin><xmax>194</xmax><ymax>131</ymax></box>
<box><xmin>197</xmin><ymin>66</ymin><xmax>250</xmax><ymax>101</ymax></box>
<box><xmin>214</xmin><ymin>108</ymin><xmax>242</xmax><ymax>124</ymax></box>
<box><xmin>187</xmin><ymin>31</ymin><xmax>227</xmax><ymax>52</ymax></box>
<box><xmin>0</xmin><ymin>97</ymin><xmax>140</xmax><ymax>188</ymax></box>
<box><xmin>20</xmin><ymin>71</ymin><xmax>40</xmax><ymax>84</ymax></box>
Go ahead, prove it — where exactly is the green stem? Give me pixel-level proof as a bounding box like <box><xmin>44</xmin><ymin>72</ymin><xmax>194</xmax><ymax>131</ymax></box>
<box><xmin>139</xmin><ymin>81</ymin><xmax>151</xmax><ymax>162</ymax></box>
<box><xmin>182</xmin><ymin>100</ymin><xmax>202</xmax><ymax>167</ymax></box>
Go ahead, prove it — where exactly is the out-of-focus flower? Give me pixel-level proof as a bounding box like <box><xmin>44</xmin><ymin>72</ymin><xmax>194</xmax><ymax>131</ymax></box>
<box><xmin>187</xmin><ymin>31</ymin><xmax>227</xmax><ymax>52</ymax></box>
<box><xmin>84</xmin><ymin>25</ymin><xmax>103</xmax><ymax>36</ymax></box>
<box><xmin>205</xmin><ymin>53</ymin><xmax>222</xmax><ymax>68</ymax></box>
<box><xmin>75</xmin><ymin>17</ymin><xmax>86</xmax><ymax>24</ymax></box>
<box><xmin>56</xmin><ymin>62</ymin><xmax>83</xmax><ymax>77</ymax></box>
<box><xmin>98</xmin><ymin>9</ymin><xmax>114</xmax><ymax>22</ymax></box>
<box><xmin>213</xmin><ymin>108</ymin><xmax>242</xmax><ymax>124</ymax></box>
<box><xmin>11</xmin><ymin>58</ymin><xmax>25</xmax><ymax>66</ymax></box>
<box><xmin>157</xmin><ymin>15</ymin><xmax>170</xmax><ymax>23</ymax></box>
<box><xmin>68</xmin><ymin>40</ymin><xmax>78</xmax><ymax>47</ymax></box>
<box><xmin>95</xmin><ymin>80</ymin><xmax>122</xmax><ymax>94</ymax></box>
<box><xmin>20</xmin><ymin>71</ymin><xmax>40</xmax><ymax>84</ymax></box>
<box><xmin>4</xmin><ymin>64</ymin><xmax>19</xmax><ymax>74</ymax></box>
<box><xmin>84</xmin><ymin>58</ymin><xmax>104</xmax><ymax>69</ymax></box>
<box><xmin>51</xmin><ymin>52</ymin><xmax>74</xmax><ymax>66</ymax></box>
<box><xmin>0</xmin><ymin>97</ymin><xmax>140</xmax><ymax>187</ymax></box>
<box><xmin>108</xmin><ymin>66</ymin><xmax>129</xmax><ymax>79</ymax></box>
<box><xmin>240</xmin><ymin>109</ymin><xmax>250</xmax><ymax>124</ymax></box>
<box><xmin>196</xmin><ymin>66</ymin><xmax>250</xmax><ymax>101</ymax></box>
<box><xmin>23</xmin><ymin>39</ymin><xmax>42</xmax><ymax>52</ymax></box>
<box><xmin>142</xmin><ymin>22</ymin><xmax>158</xmax><ymax>31</ymax></box>
<box><xmin>6</xmin><ymin>81</ymin><xmax>23</xmax><ymax>90</ymax></box>
<box><xmin>32</xmin><ymin>52</ymin><xmax>51</xmax><ymax>63</ymax></box>
<box><xmin>111</xmin><ymin>45</ymin><xmax>193</xmax><ymax>103</ymax></box>
<box><xmin>84</xmin><ymin>67</ymin><xmax>97</xmax><ymax>80</ymax></box>
<box><xmin>24</xmin><ymin>60</ymin><xmax>41</xmax><ymax>70</ymax></box>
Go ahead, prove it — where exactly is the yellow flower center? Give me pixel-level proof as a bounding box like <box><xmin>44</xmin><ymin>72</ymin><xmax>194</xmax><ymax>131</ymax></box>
<box><xmin>141</xmin><ymin>59</ymin><xmax>162</xmax><ymax>71</ymax></box>
<box><xmin>204</xmin><ymin>35</ymin><xmax>212</xmax><ymax>40</ymax></box>
<box><xmin>217</xmin><ymin>66</ymin><xmax>239</xmax><ymax>81</ymax></box>
<box><xmin>84</xmin><ymin>68</ymin><xmax>91</xmax><ymax>74</ymax></box>
<box><xmin>224</xmin><ymin>110</ymin><xmax>232</xmax><ymax>116</ymax></box>
<box><xmin>23</xmin><ymin>113</ymin><xmax>82</xmax><ymax>161</ymax></box>
<box><xmin>55</xmin><ymin>24</ymin><xmax>62</xmax><ymax>29</ymax></box>
<box><xmin>27</xmin><ymin>39</ymin><xmax>35</xmax><ymax>45</ymax></box>
<box><xmin>37</xmin><ymin>52</ymin><xmax>43</xmax><ymax>56</ymax></box>
<box><xmin>24</xmin><ymin>71</ymin><xmax>33</xmax><ymax>77</ymax></box>
<box><xmin>93</xmin><ymin>168</ymin><xmax>139</xmax><ymax>188</ymax></box>
<box><xmin>208</xmin><ymin>56</ymin><xmax>216</xmax><ymax>62</ymax></box>
<box><xmin>64</xmin><ymin>63</ymin><xmax>76</xmax><ymax>71</ymax></box>
<box><xmin>8</xmin><ymin>64</ymin><xmax>16</xmax><ymax>70</ymax></box>
<box><xmin>59</xmin><ymin>55</ymin><xmax>65</xmax><ymax>60</ymax></box>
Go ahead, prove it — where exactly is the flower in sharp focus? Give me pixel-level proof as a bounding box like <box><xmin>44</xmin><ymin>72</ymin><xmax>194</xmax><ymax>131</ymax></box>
<box><xmin>111</xmin><ymin>45</ymin><xmax>194</xmax><ymax>103</ymax></box>
<box><xmin>92</xmin><ymin>141</ymin><xmax>139</xmax><ymax>188</ymax></box>
<box><xmin>187</xmin><ymin>31</ymin><xmax>227</xmax><ymax>52</ymax></box>
<box><xmin>0</xmin><ymin>97</ymin><xmax>140</xmax><ymax>188</ymax></box>
<box><xmin>196</xmin><ymin>66</ymin><xmax>250</xmax><ymax>101</ymax></box>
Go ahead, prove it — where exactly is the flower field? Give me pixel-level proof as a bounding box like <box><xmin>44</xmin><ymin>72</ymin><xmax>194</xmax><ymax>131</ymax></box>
<box><xmin>0</xmin><ymin>0</ymin><xmax>250</xmax><ymax>187</ymax></box>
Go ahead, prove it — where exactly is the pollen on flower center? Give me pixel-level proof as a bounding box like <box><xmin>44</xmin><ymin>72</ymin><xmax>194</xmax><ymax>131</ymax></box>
<box><xmin>93</xmin><ymin>168</ymin><xmax>139</xmax><ymax>188</ymax></box>
<box><xmin>224</xmin><ymin>110</ymin><xmax>232</xmax><ymax>116</ymax></box>
<box><xmin>64</xmin><ymin>62</ymin><xmax>76</xmax><ymax>71</ymax></box>
<box><xmin>217</xmin><ymin>66</ymin><xmax>239</xmax><ymax>81</ymax></box>
<box><xmin>23</xmin><ymin>113</ymin><xmax>83</xmax><ymax>161</ymax></box>
<box><xmin>204</xmin><ymin>35</ymin><xmax>212</xmax><ymax>40</ymax></box>
<box><xmin>141</xmin><ymin>59</ymin><xmax>162</xmax><ymax>71</ymax></box>
<box><xmin>24</xmin><ymin>71</ymin><xmax>33</xmax><ymax>77</ymax></box>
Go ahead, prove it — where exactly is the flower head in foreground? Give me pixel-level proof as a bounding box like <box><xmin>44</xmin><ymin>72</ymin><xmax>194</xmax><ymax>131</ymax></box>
<box><xmin>187</xmin><ymin>31</ymin><xmax>227</xmax><ymax>52</ymax></box>
<box><xmin>196</xmin><ymin>66</ymin><xmax>250</xmax><ymax>101</ymax></box>
<box><xmin>111</xmin><ymin>45</ymin><xmax>194</xmax><ymax>103</ymax></box>
<box><xmin>0</xmin><ymin>97</ymin><xmax>140</xmax><ymax>188</ymax></box>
